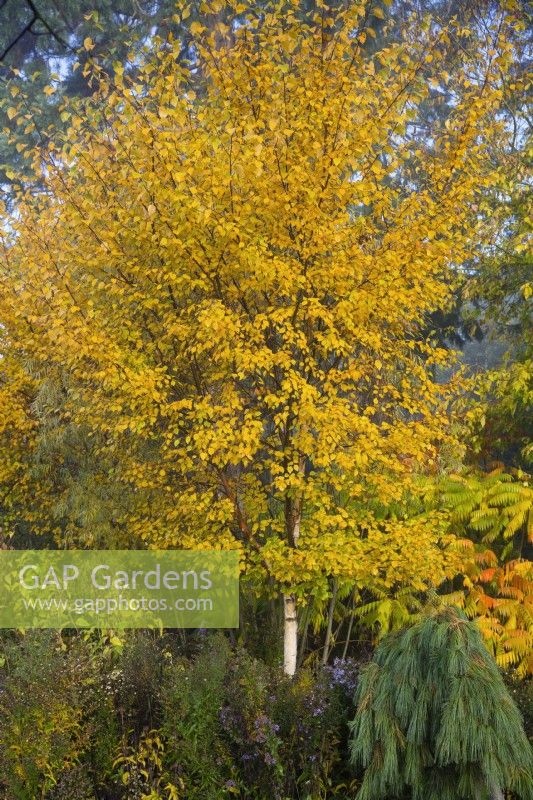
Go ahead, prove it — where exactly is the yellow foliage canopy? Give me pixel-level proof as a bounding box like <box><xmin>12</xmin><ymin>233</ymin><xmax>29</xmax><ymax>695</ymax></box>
<box><xmin>0</xmin><ymin>0</ymin><xmax>518</xmax><ymax>599</ymax></box>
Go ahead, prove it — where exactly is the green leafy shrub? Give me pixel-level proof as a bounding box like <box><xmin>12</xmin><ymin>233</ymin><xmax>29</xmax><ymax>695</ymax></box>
<box><xmin>0</xmin><ymin>632</ymin><xmax>89</xmax><ymax>800</ymax></box>
<box><xmin>45</xmin><ymin>765</ymin><xmax>96</xmax><ymax>800</ymax></box>
<box><xmin>159</xmin><ymin>634</ymin><xmax>358</xmax><ymax>799</ymax></box>
<box><xmin>114</xmin><ymin>631</ymin><xmax>166</xmax><ymax>733</ymax></box>
<box><xmin>0</xmin><ymin>628</ymin><xmax>359</xmax><ymax>799</ymax></box>
<box><xmin>111</xmin><ymin>728</ymin><xmax>181</xmax><ymax>800</ymax></box>
<box><xmin>159</xmin><ymin>632</ymin><xmax>233</xmax><ymax>799</ymax></box>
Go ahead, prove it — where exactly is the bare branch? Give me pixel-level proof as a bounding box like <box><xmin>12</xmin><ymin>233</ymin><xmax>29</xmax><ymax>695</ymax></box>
<box><xmin>0</xmin><ymin>0</ymin><xmax>73</xmax><ymax>65</ymax></box>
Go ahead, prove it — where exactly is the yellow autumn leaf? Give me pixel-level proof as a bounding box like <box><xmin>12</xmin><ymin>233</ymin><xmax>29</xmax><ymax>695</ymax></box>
<box><xmin>0</xmin><ymin>0</ymin><xmax>523</xmax><ymax>676</ymax></box>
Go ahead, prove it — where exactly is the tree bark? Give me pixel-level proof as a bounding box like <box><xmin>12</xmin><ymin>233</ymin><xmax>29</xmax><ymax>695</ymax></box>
<box><xmin>283</xmin><ymin>499</ymin><xmax>301</xmax><ymax>676</ymax></box>
<box><xmin>283</xmin><ymin>592</ymin><xmax>298</xmax><ymax>676</ymax></box>
<box><xmin>321</xmin><ymin>577</ymin><xmax>338</xmax><ymax>666</ymax></box>
<box><xmin>341</xmin><ymin>588</ymin><xmax>356</xmax><ymax>660</ymax></box>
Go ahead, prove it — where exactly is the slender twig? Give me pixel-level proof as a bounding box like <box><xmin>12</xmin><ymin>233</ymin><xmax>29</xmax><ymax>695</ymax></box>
<box><xmin>0</xmin><ymin>0</ymin><xmax>73</xmax><ymax>64</ymax></box>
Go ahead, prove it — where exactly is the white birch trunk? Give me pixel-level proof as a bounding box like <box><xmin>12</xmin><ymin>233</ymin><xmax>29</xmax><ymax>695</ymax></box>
<box><xmin>283</xmin><ymin>508</ymin><xmax>301</xmax><ymax>676</ymax></box>
<box><xmin>283</xmin><ymin>593</ymin><xmax>298</xmax><ymax>676</ymax></box>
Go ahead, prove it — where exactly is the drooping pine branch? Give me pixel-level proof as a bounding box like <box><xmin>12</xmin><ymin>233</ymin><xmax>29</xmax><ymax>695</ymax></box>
<box><xmin>350</xmin><ymin>606</ymin><xmax>533</xmax><ymax>800</ymax></box>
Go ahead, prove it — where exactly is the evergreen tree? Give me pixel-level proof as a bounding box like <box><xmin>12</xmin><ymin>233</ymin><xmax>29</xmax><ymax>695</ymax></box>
<box><xmin>350</xmin><ymin>606</ymin><xmax>533</xmax><ymax>800</ymax></box>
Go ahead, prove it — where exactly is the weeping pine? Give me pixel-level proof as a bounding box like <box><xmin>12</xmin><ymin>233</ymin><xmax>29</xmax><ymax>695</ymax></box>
<box><xmin>350</xmin><ymin>606</ymin><xmax>533</xmax><ymax>800</ymax></box>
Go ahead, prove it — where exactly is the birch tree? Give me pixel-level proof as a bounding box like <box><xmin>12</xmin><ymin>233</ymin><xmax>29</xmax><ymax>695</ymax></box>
<box><xmin>0</xmin><ymin>0</ymin><xmax>520</xmax><ymax>673</ymax></box>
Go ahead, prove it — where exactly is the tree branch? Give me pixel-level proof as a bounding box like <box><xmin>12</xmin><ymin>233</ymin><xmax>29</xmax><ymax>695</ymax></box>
<box><xmin>0</xmin><ymin>0</ymin><xmax>72</xmax><ymax>65</ymax></box>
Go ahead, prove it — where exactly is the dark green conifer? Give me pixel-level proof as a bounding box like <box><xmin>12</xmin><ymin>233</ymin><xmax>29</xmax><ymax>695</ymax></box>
<box><xmin>350</xmin><ymin>606</ymin><xmax>533</xmax><ymax>800</ymax></box>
